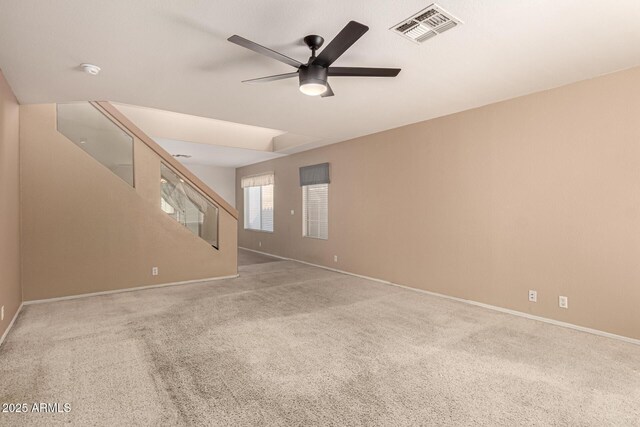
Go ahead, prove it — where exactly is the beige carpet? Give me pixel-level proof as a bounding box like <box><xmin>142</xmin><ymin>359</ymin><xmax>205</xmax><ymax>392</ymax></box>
<box><xmin>237</xmin><ymin>248</ymin><xmax>281</xmax><ymax>266</ymax></box>
<box><xmin>1</xmin><ymin>251</ymin><xmax>639</xmax><ymax>426</ymax></box>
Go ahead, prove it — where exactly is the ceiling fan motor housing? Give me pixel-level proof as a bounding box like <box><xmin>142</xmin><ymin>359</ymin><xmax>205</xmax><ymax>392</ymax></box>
<box><xmin>299</xmin><ymin>64</ymin><xmax>328</xmax><ymax>87</ymax></box>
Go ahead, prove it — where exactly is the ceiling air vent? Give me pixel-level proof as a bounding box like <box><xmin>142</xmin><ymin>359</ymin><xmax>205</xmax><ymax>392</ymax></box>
<box><xmin>391</xmin><ymin>3</ymin><xmax>462</xmax><ymax>44</ymax></box>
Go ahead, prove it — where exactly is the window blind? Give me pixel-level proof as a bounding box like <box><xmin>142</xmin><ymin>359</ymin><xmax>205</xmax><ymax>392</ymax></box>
<box><xmin>302</xmin><ymin>183</ymin><xmax>328</xmax><ymax>239</ymax></box>
<box><xmin>260</xmin><ymin>184</ymin><xmax>274</xmax><ymax>232</ymax></box>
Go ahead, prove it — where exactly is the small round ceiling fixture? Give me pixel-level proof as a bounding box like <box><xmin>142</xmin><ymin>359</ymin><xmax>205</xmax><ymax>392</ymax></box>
<box><xmin>80</xmin><ymin>63</ymin><xmax>101</xmax><ymax>75</ymax></box>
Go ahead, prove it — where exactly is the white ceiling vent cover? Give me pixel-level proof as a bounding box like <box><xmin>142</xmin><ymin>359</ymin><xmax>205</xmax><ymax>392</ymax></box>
<box><xmin>391</xmin><ymin>4</ymin><xmax>462</xmax><ymax>44</ymax></box>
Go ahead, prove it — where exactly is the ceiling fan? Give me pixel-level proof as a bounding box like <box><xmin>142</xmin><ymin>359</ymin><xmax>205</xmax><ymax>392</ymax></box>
<box><xmin>228</xmin><ymin>21</ymin><xmax>401</xmax><ymax>97</ymax></box>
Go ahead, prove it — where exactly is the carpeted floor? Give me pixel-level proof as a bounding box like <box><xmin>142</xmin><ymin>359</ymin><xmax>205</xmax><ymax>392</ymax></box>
<box><xmin>237</xmin><ymin>248</ymin><xmax>281</xmax><ymax>266</ymax></box>
<box><xmin>1</xmin><ymin>250</ymin><xmax>639</xmax><ymax>426</ymax></box>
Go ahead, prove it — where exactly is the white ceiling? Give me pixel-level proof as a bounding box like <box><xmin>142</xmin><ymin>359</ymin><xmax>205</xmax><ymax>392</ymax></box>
<box><xmin>1</xmin><ymin>0</ymin><xmax>640</xmax><ymax>153</ymax></box>
<box><xmin>113</xmin><ymin>102</ymin><xmax>287</xmax><ymax>152</ymax></box>
<box><xmin>155</xmin><ymin>138</ymin><xmax>286</xmax><ymax>168</ymax></box>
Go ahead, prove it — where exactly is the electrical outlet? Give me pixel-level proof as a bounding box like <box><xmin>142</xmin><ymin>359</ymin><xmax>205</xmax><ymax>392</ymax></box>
<box><xmin>1</xmin><ymin>305</ymin><xmax>4</xmax><ymax>321</ymax></box>
<box><xmin>259</xmin><ymin>241</ymin><xmax>262</xmax><ymax>247</ymax></box>
<box><xmin>528</xmin><ymin>290</ymin><xmax>537</xmax><ymax>302</ymax></box>
<box><xmin>334</xmin><ymin>255</ymin><xmax>338</xmax><ymax>263</ymax></box>
<box><xmin>290</xmin><ymin>210</ymin><xmax>295</xmax><ymax>215</ymax></box>
<box><xmin>559</xmin><ymin>296</ymin><xmax>568</xmax><ymax>309</ymax></box>
<box><xmin>152</xmin><ymin>267</ymin><xmax>159</xmax><ymax>276</ymax></box>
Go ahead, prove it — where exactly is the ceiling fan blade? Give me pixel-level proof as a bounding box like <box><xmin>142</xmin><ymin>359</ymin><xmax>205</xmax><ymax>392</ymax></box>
<box><xmin>242</xmin><ymin>72</ymin><xmax>299</xmax><ymax>84</ymax></box>
<box><xmin>228</xmin><ymin>35</ymin><xmax>302</xmax><ymax>68</ymax></box>
<box><xmin>321</xmin><ymin>83</ymin><xmax>334</xmax><ymax>98</ymax></box>
<box><xmin>312</xmin><ymin>21</ymin><xmax>369</xmax><ymax>68</ymax></box>
<box><xmin>328</xmin><ymin>67</ymin><xmax>401</xmax><ymax>77</ymax></box>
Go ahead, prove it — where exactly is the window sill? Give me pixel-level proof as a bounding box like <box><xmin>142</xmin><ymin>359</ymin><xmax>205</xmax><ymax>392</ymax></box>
<box><xmin>244</xmin><ymin>228</ymin><xmax>274</xmax><ymax>234</ymax></box>
<box><xmin>303</xmin><ymin>235</ymin><xmax>328</xmax><ymax>241</ymax></box>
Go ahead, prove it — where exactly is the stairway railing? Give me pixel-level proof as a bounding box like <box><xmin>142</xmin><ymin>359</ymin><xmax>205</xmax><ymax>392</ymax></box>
<box><xmin>92</xmin><ymin>101</ymin><xmax>238</xmax><ymax>219</ymax></box>
<box><xmin>56</xmin><ymin>101</ymin><xmax>237</xmax><ymax>250</ymax></box>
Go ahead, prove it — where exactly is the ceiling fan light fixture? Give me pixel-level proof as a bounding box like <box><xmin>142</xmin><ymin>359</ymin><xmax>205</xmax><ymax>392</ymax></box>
<box><xmin>299</xmin><ymin>65</ymin><xmax>328</xmax><ymax>96</ymax></box>
<box><xmin>300</xmin><ymin>82</ymin><xmax>327</xmax><ymax>96</ymax></box>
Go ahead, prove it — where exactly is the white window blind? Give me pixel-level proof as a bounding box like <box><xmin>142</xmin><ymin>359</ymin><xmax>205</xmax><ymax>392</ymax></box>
<box><xmin>243</xmin><ymin>182</ymin><xmax>274</xmax><ymax>232</ymax></box>
<box><xmin>302</xmin><ymin>183</ymin><xmax>328</xmax><ymax>239</ymax></box>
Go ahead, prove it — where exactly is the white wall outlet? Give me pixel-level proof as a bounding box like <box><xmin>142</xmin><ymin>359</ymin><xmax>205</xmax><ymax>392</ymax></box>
<box><xmin>1</xmin><ymin>305</ymin><xmax>4</xmax><ymax>321</ymax></box>
<box><xmin>528</xmin><ymin>290</ymin><xmax>537</xmax><ymax>302</ymax></box>
<box><xmin>559</xmin><ymin>296</ymin><xmax>568</xmax><ymax>309</ymax></box>
<box><xmin>290</xmin><ymin>210</ymin><xmax>295</xmax><ymax>215</ymax></box>
<box><xmin>152</xmin><ymin>267</ymin><xmax>159</xmax><ymax>276</ymax></box>
<box><xmin>259</xmin><ymin>241</ymin><xmax>262</xmax><ymax>247</ymax></box>
<box><xmin>334</xmin><ymin>255</ymin><xmax>338</xmax><ymax>263</ymax></box>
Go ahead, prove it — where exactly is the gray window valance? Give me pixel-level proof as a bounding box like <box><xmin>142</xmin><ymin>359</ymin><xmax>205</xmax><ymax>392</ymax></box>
<box><xmin>299</xmin><ymin>163</ymin><xmax>330</xmax><ymax>186</ymax></box>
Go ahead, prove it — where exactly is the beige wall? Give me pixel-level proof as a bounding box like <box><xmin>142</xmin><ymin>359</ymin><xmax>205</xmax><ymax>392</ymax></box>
<box><xmin>20</xmin><ymin>104</ymin><xmax>237</xmax><ymax>301</ymax></box>
<box><xmin>0</xmin><ymin>70</ymin><xmax>22</xmax><ymax>338</ymax></box>
<box><xmin>184</xmin><ymin>164</ymin><xmax>236</xmax><ymax>208</ymax></box>
<box><xmin>237</xmin><ymin>66</ymin><xmax>640</xmax><ymax>340</ymax></box>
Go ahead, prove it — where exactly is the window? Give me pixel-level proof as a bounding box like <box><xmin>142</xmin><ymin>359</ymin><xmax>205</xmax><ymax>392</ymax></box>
<box><xmin>303</xmin><ymin>183</ymin><xmax>328</xmax><ymax>239</ymax></box>
<box><xmin>242</xmin><ymin>173</ymin><xmax>274</xmax><ymax>232</ymax></box>
<box><xmin>299</xmin><ymin>163</ymin><xmax>330</xmax><ymax>240</ymax></box>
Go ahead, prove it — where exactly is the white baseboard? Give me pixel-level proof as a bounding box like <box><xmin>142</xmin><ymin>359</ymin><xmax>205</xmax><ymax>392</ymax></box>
<box><xmin>0</xmin><ymin>302</ymin><xmax>24</xmax><ymax>349</ymax></box>
<box><xmin>239</xmin><ymin>247</ymin><xmax>640</xmax><ymax>346</ymax></box>
<box><xmin>23</xmin><ymin>274</ymin><xmax>239</xmax><ymax>305</ymax></box>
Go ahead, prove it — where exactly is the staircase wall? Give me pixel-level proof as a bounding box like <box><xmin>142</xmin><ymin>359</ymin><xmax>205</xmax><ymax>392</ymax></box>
<box><xmin>20</xmin><ymin>104</ymin><xmax>237</xmax><ymax>301</ymax></box>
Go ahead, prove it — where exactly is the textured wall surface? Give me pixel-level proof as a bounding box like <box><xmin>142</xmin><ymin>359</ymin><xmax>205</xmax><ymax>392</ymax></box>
<box><xmin>237</xmin><ymin>67</ymin><xmax>640</xmax><ymax>340</ymax></box>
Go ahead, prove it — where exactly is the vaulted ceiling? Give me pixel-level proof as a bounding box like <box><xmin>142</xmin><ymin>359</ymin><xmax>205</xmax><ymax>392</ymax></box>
<box><xmin>1</xmin><ymin>0</ymin><xmax>640</xmax><ymax>152</ymax></box>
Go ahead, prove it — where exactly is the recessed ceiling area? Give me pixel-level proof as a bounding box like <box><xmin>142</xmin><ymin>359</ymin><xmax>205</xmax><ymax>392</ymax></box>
<box><xmin>112</xmin><ymin>102</ymin><xmax>288</xmax><ymax>152</ymax></box>
<box><xmin>155</xmin><ymin>138</ymin><xmax>286</xmax><ymax>168</ymax></box>
<box><xmin>1</xmin><ymin>0</ymin><xmax>640</xmax><ymax>154</ymax></box>
<box><xmin>112</xmin><ymin>102</ymin><xmax>316</xmax><ymax>166</ymax></box>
